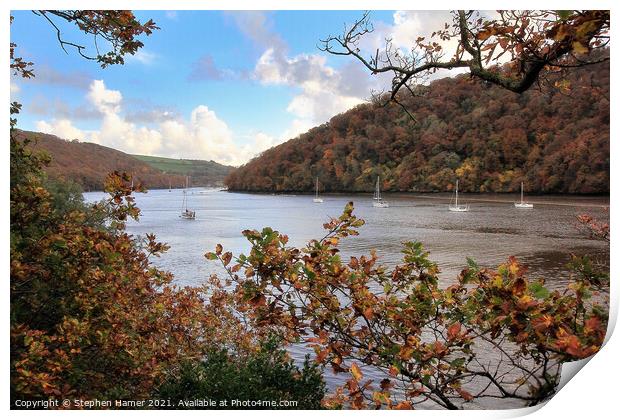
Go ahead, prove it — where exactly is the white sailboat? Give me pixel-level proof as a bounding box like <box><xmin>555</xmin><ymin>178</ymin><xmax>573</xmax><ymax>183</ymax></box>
<box><xmin>449</xmin><ymin>180</ymin><xmax>469</xmax><ymax>212</ymax></box>
<box><xmin>180</xmin><ymin>176</ymin><xmax>196</xmax><ymax>219</ymax></box>
<box><xmin>373</xmin><ymin>176</ymin><xmax>389</xmax><ymax>208</ymax></box>
<box><xmin>313</xmin><ymin>177</ymin><xmax>323</xmax><ymax>203</ymax></box>
<box><xmin>514</xmin><ymin>182</ymin><xmax>533</xmax><ymax>208</ymax></box>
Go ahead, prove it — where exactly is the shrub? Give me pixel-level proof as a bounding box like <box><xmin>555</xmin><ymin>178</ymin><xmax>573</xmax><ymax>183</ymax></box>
<box><xmin>157</xmin><ymin>337</ymin><xmax>325</xmax><ymax>409</ymax></box>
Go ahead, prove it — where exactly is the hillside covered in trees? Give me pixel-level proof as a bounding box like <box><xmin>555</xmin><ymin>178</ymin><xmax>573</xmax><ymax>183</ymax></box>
<box><xmin>132</xmin><ymin>154</ymin><xmax>233</xmax><ymax>187</ymax></box>
<box><xmin>16</xmin><ymin>130</ymin><xmax>233</xmax><ymax>191</ymax></box>
<box><xmin>226</xmin><ymin>59</ymin><xmax>609</xmax><ymax>194</ymax></box>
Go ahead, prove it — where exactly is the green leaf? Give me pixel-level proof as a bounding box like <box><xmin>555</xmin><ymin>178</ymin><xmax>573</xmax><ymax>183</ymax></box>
<box><xmin>557</xmin><ymin>10</ymin><xmax>573</xmax><ymax>20</ymax></box>
<box><xmin>450</xmin><ymin>357</ymin><xmax>466</xmax><ymax>369</ymax></box>
<box><xmin>466</xmin><ymin>257</ymin><xmax>479</xmax><ymax>271</ymax></box>
<box><xmin>528</xmin><ymin>282</ymin><xmax>550</xmax><ymax>299</ymax></box>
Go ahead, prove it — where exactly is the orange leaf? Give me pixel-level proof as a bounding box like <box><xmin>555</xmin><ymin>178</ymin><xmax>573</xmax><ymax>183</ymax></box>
<box><xmin>399</xmin><ymin>346</ymin><xmax>414</xmax><ymax>360</ymax></box>
<box><xmin>350</xmin><ymin>362</ymin><xmax>363</xmax><ymax>381</ymax></box>
<box><xmin>447</xmin><ymin>322</ymin><xmax>462</xmax><ymax>341</ymax></box>
<box><xmin>394</xmin><ymin>401</ymin><xmax>413</xmax><ymax>410</ymax></box>
<box><xmin>459</xmin><ymin>389</ymin><xmax>474</xmax><ymax>401</ymax></box>
<box><xmin>389</xmin><ymin>365</ymin><xmax>400</xmax><ymax>377</ymax></box>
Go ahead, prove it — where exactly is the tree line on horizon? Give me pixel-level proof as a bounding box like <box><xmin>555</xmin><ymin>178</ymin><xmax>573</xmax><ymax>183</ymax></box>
<box><xmin>225</xmin><ymin>54</ymin><xmax>609</xmax><ymax>195</ymax></box>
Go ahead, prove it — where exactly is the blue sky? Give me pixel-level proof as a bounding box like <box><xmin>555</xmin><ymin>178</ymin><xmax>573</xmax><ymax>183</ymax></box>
<box><xmin>10</xmin><ymin>10</ymin><xmax>455</xmax><ymax>165</ymax></box>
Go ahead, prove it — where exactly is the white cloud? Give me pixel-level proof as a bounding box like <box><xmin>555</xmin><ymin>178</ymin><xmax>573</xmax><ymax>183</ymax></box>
<box><xmin>391</xmin><ymin>11</ymin><xmax>454</xmax><ymax>51</ymax></box>
<box><xmin>10</xmin><ymin>81</ymin><xmax>20</xmax><ymax>95</ymax></box>
<box><xmin>224</xmin><ymin>11</ymin><xmax>286</xmax><ymax>51</ymax></box>
<box><xmin>87</xmin><ymin>80</ymin><xmax>122</xmax><ymax>114</ymax></box>
<box><xmin>34</xmin><ymin>80</ymin><xmax>276</xmax><ymax>166</ymax></box>
<box><xmin>126</xmin><ymin>49</ymin><xmax>157</xmax><ymax>65</ymax></box>
<box><xmin>36</xmin><ymin>119</ymin><xmax>86</xmax><ymax>141</ymax></box>
<box><xmin>219</xmin><ymin>12</ymin><xmax>376</xmax><ymax>141</ymax></box>
<box><xmin>253</xmin><ymin>47</ymin><xmax>368</xmax><ymax>130</ymax></box>
<box><xmin>90</xmin><ymin>113</ymin><xmax>164</xmax><ymax>156</ymax></box>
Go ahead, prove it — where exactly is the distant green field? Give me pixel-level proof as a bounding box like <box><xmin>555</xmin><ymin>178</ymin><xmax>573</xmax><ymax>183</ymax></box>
<box><xmin>132</xmin><ymin>154</ymin><xmax>234</xmax><ymax>186</ymax></box>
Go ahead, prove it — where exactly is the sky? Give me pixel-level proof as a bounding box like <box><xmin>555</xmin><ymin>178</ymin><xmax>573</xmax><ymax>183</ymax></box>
<box><xmin>10</xmin><ymin>10</ymin><xmax>463</xmax><ymax>166</ymax></box>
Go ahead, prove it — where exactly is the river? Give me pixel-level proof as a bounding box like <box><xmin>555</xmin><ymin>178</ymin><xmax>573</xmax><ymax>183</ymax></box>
<box><xmin>84</xmin><ymin>189</ymin><xmax>609</xmax><ymax>408</ymax></box>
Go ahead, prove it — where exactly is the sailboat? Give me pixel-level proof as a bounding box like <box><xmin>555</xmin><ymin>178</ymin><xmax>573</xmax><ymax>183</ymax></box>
<box><xmin>180</xmin><ymin>176</ymin><xmax>196</xmax><ymax>219</ymax></box>
<box><xmin>449</xmin><ymin>180</ymin><xmax>469</xmax><ymax>212</ymax></box>
<box><xmin>373</xmin><ymin>176</ymin><xmax>389</xmax><ymax>208</ymax></box>
<box><xmin>514</xmin><ymin>182</ymin><xmax>533</xmax><ymax>208</ymax></box>
<box><xmin>313</xmin><ymin>177</ymin><xmax>323</xmax><ymax>203</ymax></box>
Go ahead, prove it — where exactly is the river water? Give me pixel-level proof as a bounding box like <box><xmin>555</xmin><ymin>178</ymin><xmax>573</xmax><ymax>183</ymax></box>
<box><xmin>84</xmin><ymin>189</ymin><xmax>609</xmax><ymax>408</ymax></box>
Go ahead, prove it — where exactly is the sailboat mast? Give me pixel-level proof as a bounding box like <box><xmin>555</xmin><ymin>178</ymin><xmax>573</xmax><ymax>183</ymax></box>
<box><xmin>315</xmin><ymin>177</ymin><xmax>319</xmax><ymax>198</ymax></box>
<box><xmin>376</xmin><ymin>176</ymin><xmax>381</xmax><ymax>200</ymax></box>
<box><xmin>455</xmin><ymin>180</ymin><xmax>459</xmax><ymax>207</ymax></box>
<box><xmin>184</xmin><ymin>176</ymin><xmax>189</xmax><ymax>210</ymax></box>
<box><xmin>521</xmin><ymin>182</ymin><xmax>524</xmax><ymax>204</ymax></box>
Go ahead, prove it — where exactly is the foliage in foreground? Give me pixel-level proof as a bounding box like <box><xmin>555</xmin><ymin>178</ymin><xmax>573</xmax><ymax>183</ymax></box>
<box><xmin>208</xmin><ymin>203</ymin><xmax>609</xmax><ymax>409</ymax></box>
<box><xmin>10</xmin><ymin>132</ymin><xmax>269</xmax><ymax>404</ymax></box>
<box><xmin>157</xmin><ymin>337</ymin><xmax>325</xmax><ymax>409</ymax></box>
<box><xmin>10</xmin><ymin>8</ymin><xmax>320</xmax><ymax>409</ymax></box>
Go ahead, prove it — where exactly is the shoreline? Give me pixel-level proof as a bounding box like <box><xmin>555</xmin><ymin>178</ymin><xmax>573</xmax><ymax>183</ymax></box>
<box><xmin>83</xmin><ymin>189</ymin><xmax>609</xmax><ymax>209</ymax></box>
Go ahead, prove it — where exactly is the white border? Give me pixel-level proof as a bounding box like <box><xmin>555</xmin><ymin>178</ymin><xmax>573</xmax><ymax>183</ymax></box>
<box><xmin>3</xmin><ymin>1</ymin><xmax>617</xmax><ymax>419</ymax></box>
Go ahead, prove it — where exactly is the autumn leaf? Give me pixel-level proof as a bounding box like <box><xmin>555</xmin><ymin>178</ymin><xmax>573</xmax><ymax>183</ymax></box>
<box><xmin>532</xmin><ymin>315</ymin><xmax>553</xmax><ymax>333</ymax></box>
<box><xmin>399</xmin><ymin>346</ymin><xmax>414</xmax><ymax>360</ymax></box>
<box><xmin>572</xmin><ymin>41</ymin><xmax>589</xmax><ymax>54</ymax></box>
<box><xmin>394</xmin><ymin>400</ymin><xmax>413</xmax><ymax>409</ymax></box>
<box><xmin>350</xmin><ymin>362</ymin><xmax>363</xmax><ymax>381</ymax></box>
<box><xmin>447</xmin><ymin>322</ymin><xmax>462</xmax><ymax>341</ymax></box>
<box><xmin>459</xmin><ymin>389</ymin><xmax>474</xmax><ymax>401</ymax></box>
<box><xmin>388</xmin><ymin>365</ymin><xmax>400</xmax><ymax>377</ymax></box>
<box><xmin>477</xmin><ymin>28</ymin><xmax>495</xmax><ymax>40</ymax></box>
<box><xmin>380</xmin><ymin>378</ymin><xmax>392</xmax><ymax>390</ymax></box>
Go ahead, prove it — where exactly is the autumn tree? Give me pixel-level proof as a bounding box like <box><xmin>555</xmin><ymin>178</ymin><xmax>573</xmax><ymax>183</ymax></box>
<box><xmin>208</xmin><ymin>203</ymin><xmax>608</xmax><ymax>409</ymax></box>
<box><xmin>321</xmin><ymin>10</ymin><xmax>610</xmax><ymax>116</ymax></box>
<box><xmin>10</xmin><ymin>10</ymin><xmax>325</xmax><ymax>407</ymax></box>
<box><xmin>31</xmin><ymin>10</ymin><xmax>158</xmax><ymax>67</ymax></box>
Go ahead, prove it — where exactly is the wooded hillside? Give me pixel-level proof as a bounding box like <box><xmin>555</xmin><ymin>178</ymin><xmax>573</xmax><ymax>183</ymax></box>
<box><xmin>225</xmin><ymin>58</ymin><xmax>609</xmax><ymax>194</ymax></box>
<box><xmin>15</xmin><ymin>130</ymin><xmax>182</xmax><ymax>191</ymax></box>
<box><xmin>15</xmin><ymin>130</ymin><xmax>233</xmax><ymax>191</ymax></box>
